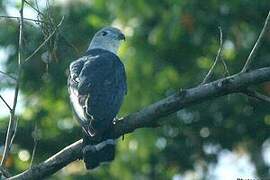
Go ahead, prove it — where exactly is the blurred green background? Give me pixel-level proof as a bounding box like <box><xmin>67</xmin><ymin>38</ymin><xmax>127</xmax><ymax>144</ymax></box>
<box><xmin>0</xmin><ymin>0</ymin><xmax>270</xmax><ymax>179</ymax></box>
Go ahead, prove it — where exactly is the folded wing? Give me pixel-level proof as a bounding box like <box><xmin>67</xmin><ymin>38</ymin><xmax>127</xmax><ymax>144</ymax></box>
<box><xmin>68</xmin><ymin>49</ymin><xmax>127</xmax><ymax>137</ymax></box>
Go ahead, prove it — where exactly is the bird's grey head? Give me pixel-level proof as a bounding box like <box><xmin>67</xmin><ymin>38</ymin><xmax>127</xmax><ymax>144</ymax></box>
<box><xmin>88</xmin><ymin>27</ymin><xmax>125</xmax><ymax>54</ymax></box>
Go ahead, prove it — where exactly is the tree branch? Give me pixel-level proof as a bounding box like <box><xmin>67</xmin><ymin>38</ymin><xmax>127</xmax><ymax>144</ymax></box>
<box><xmin>0</xmin><ymin>70</ymin><xmax>17</xmax><ymax>81</ymax></box>
<box><xmin>24</xmin><ymin>0</ymin><xmax>45</xmax><ymax>17</ymax></box>
<box><xmin>0</xmin><ymin>0</ymin><xmax>24</xmax><ymax>168</ymax></box>
<box><xmin>0</xmin><ymin>15</ymin><xmax>46</xmax><ymax>23</ymax></box>
<box><xmin>8</xmin><ymin>66</ymin><xmax>270</xmax><ymax>180</ymax></box>
<box><xmin>0</xmin><ymin>95</ymin><xmax>12</xmax><ymax>112</ymax></box>
<box><xmin>241</xmin><ymin>10</ymin><xmax>270</xmax><ymax>72</ymax></box>
<box><xmin>29</xmin><ymin>120</ymin><xmax>39</xmax><ymax>168</ymax></box>
<box><xmin>24</xmin><ymin>16</ymin><xmax>64</xmax><ymax>63</ymax></box>
<box><xmin>242</xmin><ymin>88</ymin><xmax>270</xmax><ymax>103</ymax></box>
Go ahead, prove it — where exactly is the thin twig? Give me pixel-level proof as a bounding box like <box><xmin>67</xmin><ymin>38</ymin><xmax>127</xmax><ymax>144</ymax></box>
<box><xmin>43</xmin><ymin>0</ymin><xmax>80</xmax><ymax>56</ymax></box>
<box><xmin>34</xmin><ymin>0</ymin><xmax>40</xmax><ymax>13</ymax></box>
<box><xmin>0</xmin><ymin>0</ymin><xmax>24</xmax><ymax>167</ymax></box>
<box><xmin>34</xmin><ymin>0</ymin><xmax>42</xmax><ymax>24</ymax></box>
<box><xmin>0</xmin><ymin>15</ymin><xmax>45</xmax><ymax>23</ymax></box>
<box><xmin>241</xmin><ymin>11</ymin><xmax>270</xmax><ymax>72</ymax></box>
<box><xmin>29</xmin><ymin>140</ymin><xmax>38</xmax><ymax>168</ymax></box>
<box><xmin>29</xmin><ymin>121</ymin><xmax>38</xmax><ymax>168</ymax></box>
<box><xmin>201</xmin><ymin>26</ymin><xmax>223</xmax><ymax>84</ymax></box>
<box><xmin>9</xmin><ymin>117</ymin><xmax>18</xmax><ymax>149</ymax></box>
<box><xmin>0</xmin><ymin>70</ymin><xmax>17</xmax><ymax>80</ymax></box>
<box><xmin>1</xmin><ymin>116</ymin><xmax>17</xmax><ymax>166</ymax></box>
<box><xmin>24</xmin><ymin>0</ymin><xmax>45</xmax><ymax>17</ymax></box>
<box><xmin>242</xmin><ymin>88</ymin><xmax>270</xmax><ymax>103</ymax></box>
<box><xmin>24</xmin><ymin>16</ymin><xmax>64</xmax><ymax>63</ymax></box>
<box><xmin>4</xmin><ymin>3</ymin><xmax>77</xmax><ymax>64</ymax></box>
<box><xmin>0</xmin><ymin>95</ymin><xmax>12</xmax><ymax>112</ymax></box>
<box><xmin>221</xmin><ymin>56</ymin><xmax>230</xmax><ymax>76</ymax></box>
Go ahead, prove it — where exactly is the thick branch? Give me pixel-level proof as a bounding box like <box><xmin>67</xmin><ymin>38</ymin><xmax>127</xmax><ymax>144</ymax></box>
<box><xmin>9</xmin><ymin>67</ymin><xmax>270</xmax><ymax>180</ymax></box>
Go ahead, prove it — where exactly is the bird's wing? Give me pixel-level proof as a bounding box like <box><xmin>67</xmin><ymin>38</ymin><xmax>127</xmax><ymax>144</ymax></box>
<box><xmin>68</xmin><ymin>54</ymin><xmax>102</xmax><ymax>136</ymax></box>
<box><xmin>68</xmin><ymin>57</ymin><xmax>86</xmax><ymax>88</ymax></box>
<box><xmin>68</xmin><ymin>51</ymin><xmax>126</xmax><ymax>137</ymax></box>
<box><xmin>68</xmin><ymin>56</ymin><xmax>93</xmax><ymax>136</ymax></box>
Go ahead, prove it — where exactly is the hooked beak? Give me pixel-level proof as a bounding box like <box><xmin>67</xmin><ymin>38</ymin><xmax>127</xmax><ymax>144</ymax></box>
<box><xmin>118</xmin><ymin>33</ymin><xmax>126</xmax><ymax>41</ymax></box>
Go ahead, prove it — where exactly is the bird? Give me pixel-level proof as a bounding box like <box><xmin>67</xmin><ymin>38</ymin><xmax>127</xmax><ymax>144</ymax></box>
<box><xmin>67</xmin><ymin>27</ymin><xmax>127</xmax><ymax>169</ymax></box>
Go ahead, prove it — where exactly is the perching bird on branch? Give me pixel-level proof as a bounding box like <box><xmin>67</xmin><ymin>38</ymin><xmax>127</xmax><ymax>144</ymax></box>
<box><xmin>68</xmin><ymin>27</ymin><xmax>127</xmax><ymax>169</ymax></box>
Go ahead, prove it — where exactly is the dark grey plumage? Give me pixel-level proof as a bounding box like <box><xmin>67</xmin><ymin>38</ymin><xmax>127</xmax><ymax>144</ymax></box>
<box><xmin>69</xmin><ymin>48</ymin><xmax>127</xmax><ymax>136</ymax></box>
<box><xmin>68</xmin><ymin>27</ymin><xmax>126</xmax><ymax>169</ymax></box>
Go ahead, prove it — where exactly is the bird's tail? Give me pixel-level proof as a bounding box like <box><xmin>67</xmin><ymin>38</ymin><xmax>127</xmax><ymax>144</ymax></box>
<box><xmin>82</xmin><ymin>133</ymin><xmax>116</xmax><ymax>169</ymax></box>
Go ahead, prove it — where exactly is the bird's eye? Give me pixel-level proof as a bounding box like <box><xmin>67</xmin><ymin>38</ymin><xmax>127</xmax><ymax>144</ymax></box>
<box><xmin>101</xmin><ymin>31</ymin><xmax>108</xmax><ymax>36</ymax></box>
